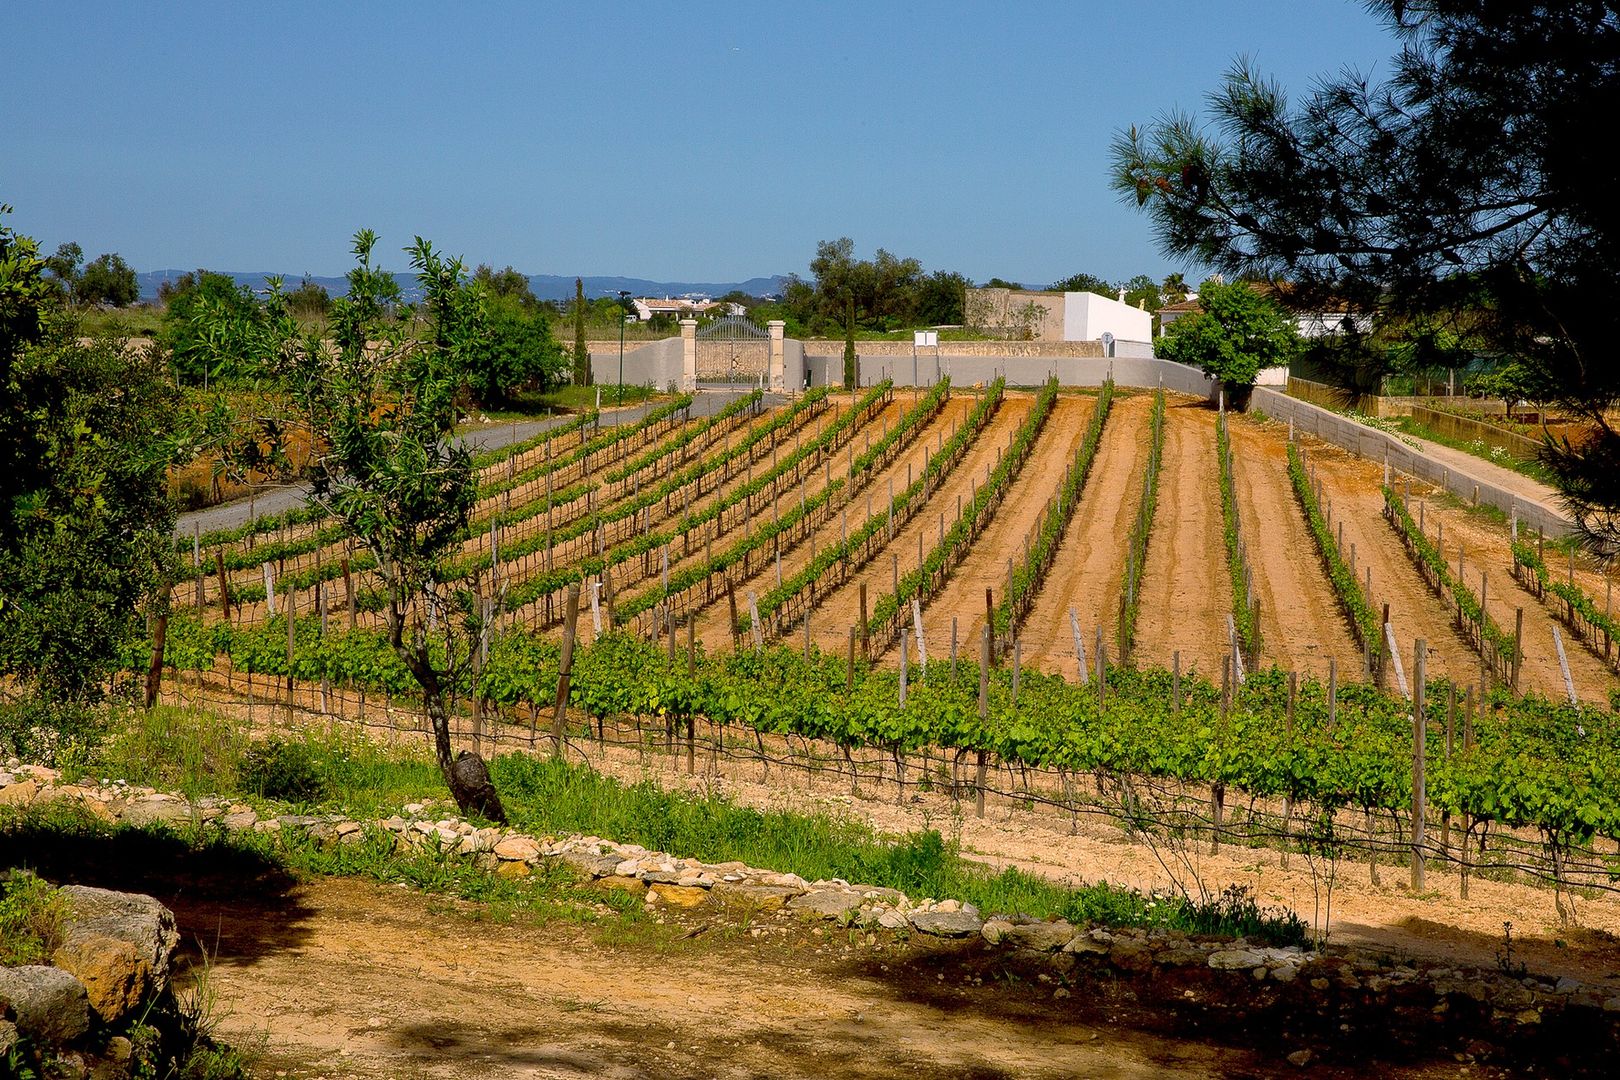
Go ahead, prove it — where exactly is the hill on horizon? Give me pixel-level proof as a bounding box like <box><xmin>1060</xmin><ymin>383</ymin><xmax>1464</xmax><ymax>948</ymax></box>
<box><xmin>135</xmin><ymin>270</ymin><xmax>789</xmax><ymax>305</ymax></box>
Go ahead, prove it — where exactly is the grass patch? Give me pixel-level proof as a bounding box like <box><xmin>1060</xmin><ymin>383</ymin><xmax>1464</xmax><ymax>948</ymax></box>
<box><xmin>0</xmin><ymin>868</ymin><xmax>70</xmax><ymax>965</ymax></box>
<box><xmin>64</xmin><ymin>708</ymin><xmax>1308</xmax><ymax>946</ymax></box>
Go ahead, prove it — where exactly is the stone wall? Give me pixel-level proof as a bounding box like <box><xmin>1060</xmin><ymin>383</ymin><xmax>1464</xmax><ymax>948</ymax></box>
<box><xmin>962</xmin><ymin>287</ymin><xmax>1067</xmax><ymax>340</ymax></box>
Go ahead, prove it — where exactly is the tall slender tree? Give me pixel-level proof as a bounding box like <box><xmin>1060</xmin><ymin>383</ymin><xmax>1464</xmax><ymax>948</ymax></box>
<box><xmin>571</xmin><ymin>277</ymin><xmax>591</xmax><ymax>386</ymax></box>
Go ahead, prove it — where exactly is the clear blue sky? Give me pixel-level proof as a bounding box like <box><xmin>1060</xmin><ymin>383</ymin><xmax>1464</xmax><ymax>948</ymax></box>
<box><xmin>8</xmin><ymin>1</ymin><xmax>1400</xmax><ymax>288</ymax></box>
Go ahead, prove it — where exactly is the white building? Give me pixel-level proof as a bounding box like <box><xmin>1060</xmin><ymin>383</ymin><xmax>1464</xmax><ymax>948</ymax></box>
<box><xmin>1062</xmin><ymin>291</ymin><xmax>1153</xmax><ymax>350</ymax></box>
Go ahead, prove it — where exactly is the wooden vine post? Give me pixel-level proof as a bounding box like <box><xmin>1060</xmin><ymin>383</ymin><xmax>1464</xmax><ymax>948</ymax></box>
<box><xmin>552</xmin><ymin>583</ymin><xmax>581</xmax><ymax>758</ymax></box>
<box><xmin>976</xmin><ymin>625</ymin><xmax>990</xmax><ymax>818</ymax></box>
<box><xmin>1412</xmin><ymin>639</ymin><xmax>1427</xmax><ymax>892</ymax></box>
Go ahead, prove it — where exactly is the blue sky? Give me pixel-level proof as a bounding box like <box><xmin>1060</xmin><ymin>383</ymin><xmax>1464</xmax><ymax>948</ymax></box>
<box><xmin>8</xmin><ymin>1</ymin><xmax>1400</xmax><ymax>288</ymax></box>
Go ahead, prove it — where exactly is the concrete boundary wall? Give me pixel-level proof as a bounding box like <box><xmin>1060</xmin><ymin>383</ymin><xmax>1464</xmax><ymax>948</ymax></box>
<box><xmin>1249</xmin><ymin>387</ymin><xmax>1573</xmax><ymax>537</ymax></box>
<box><xmin>590</xmin><ymin>337</ymin><xmax>683</xmax><ymax>393</ymax></box>
<box><xmin>799</xmin><ymin>351</ymin><xmax>1219</xmax><ymax>400</ymax></box>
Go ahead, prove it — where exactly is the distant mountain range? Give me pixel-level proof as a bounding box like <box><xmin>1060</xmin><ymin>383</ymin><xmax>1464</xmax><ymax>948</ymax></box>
<box><xmin>135</xmin><ymin>270</ymin><xmax>789</xmax><ymax>304</ymax></box>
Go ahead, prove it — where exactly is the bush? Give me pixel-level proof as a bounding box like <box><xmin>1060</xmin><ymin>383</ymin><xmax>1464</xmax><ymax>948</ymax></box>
<box><xmin>0</xmin><ymin>869</ymin><xmax>69</xmax><ymax>966</ymax></box>
<box><xmin>0</xmin><ymin>696</ymin><xmax>108</xmax><ymax>767</ymax></box>
<box><xmin>238</xmin><ymin>738</ymin><xmax>327</xmax><ymax>804</ymax></box>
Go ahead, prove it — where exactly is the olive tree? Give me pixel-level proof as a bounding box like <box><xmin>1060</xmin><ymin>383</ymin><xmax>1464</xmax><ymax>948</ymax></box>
<box><xmin>272</xmin><ymin>230</ymin><xmax>506</xmax><ymax>820</ymax></box>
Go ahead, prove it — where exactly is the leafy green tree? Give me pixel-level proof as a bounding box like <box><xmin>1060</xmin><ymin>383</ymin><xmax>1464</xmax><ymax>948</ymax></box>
<box><xmin>570</xmin><ymin>277</ymin><xmax>590</xmax><ymax>385</ymax></box>
<box><xmin>981</xmin><ymin>277</ymin><xmax>1023</xmax><ymax>291</ymax></box>
<box><xmin>159</xmin><ymin>271</ymin><xmax>269</xmax><ymax>385</ymax></box>
<box><xmin>0</xmin><ymin>211</ymin><xmax>179</xmax><ymax>755</ymax></box>
<box><xmin>1120</xmin><ymin>274</ymin><xmax>1161</xmax><ymax>312</ymax></box>
<box><xmin>77</xmin><ymin>252</ymin><xmax>138</xmax><ymax>307</ymax></box>
<box><xmin>472</xmin><ymin>264</ymin><xmax>535</xmax><ymax>308</ymax></box>
<box><xmin>1111</xmin><ymin>1</ymin><xmax>1620</xmax><ymax>549</ymax></box>
<box><xmin>1048</xmin><ymin>273</ymin><xmax>1112</xmax><ymax>296</ymax></box>
<box><xmin>270</xmin><ymin>230</ymin><xmax>506</xmax><ymax>821</ymax></box>
<box><xmin>43</xmin><ymin>242</ymin><xmax>82</xmax><ymax>300</ymax></box>
<box><xmin>1157</xmin><ymin>280</ymin><xmax>1299</xmax><ymax>394</ymax></box>
<box><xmin>784</xmin><ymin>238</ymin><xmax>925</xmax><ymax>334</ymax></box>
<box><xmin>283</xmin><ymin>275</ymin><xmax>331</xmax><ymax>319</ymax></box>
<box><xmin>913</xmin><ymin>270</ymin><xmax>970</xmax><ymax>326</ymax></box>
<box><xmin>473</xmin><ymin>292</ymin><xmax>568</xmax><ymax>402</ymax></box>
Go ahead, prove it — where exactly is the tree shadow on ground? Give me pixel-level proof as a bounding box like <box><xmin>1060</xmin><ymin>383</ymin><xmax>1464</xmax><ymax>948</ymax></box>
<box><xmin>0</xmin><ymin>807</ymin><xmax>314</xmax><ymax>968</ymax></box>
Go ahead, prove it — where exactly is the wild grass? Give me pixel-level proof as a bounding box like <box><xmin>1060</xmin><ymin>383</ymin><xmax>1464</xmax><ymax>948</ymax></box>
<box><xmin>61</xmin><ymin>708</ymin><xmax>1308</xmax><ymax>945</ymax></box>
<box><xmin>0</xmin><ymin>868</ymin><xmax>70</xmax><ymax>965</ymax></box>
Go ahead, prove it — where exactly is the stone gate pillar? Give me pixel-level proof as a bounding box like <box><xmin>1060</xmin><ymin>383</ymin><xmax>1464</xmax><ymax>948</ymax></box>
<box><xmin>767</xmin><ymin>320</ymin><xmax>785</xmax><ymax>391</ymax></box>
<box><xmin>679</xmin><ymin>319</ymin><xmax>697</xmax><ymax>392</ymax></box>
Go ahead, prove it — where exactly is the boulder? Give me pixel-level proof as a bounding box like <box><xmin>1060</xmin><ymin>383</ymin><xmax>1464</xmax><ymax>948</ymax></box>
<box><xmin>0</xmin><ymin>780</ymin><xmax>39</xmax><ymax>807</ymax></box>
<box><xmin>56</xmin><ymin>886</ymin><xmax>179</xmax><ymax>997</ymax></box>
<box><xmin>0</xmin><ymin>966</ymin><xmax>90</xmax><ymax>1045</ymax></box>
<box><xmin>49</xmin><ymin>934</ymin><xmax>147</xmax><ymax>1025</ymax></box>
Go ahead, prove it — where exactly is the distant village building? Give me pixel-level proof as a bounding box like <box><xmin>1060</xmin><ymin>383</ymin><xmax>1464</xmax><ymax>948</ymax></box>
<box><xmin>1156</xmin><ymin>287</ymin><xmax>1373</xmax><ymax>339</ymax></box>
<box><xmin>629</xmin><ymin>297</ymin><xmax>745</xmax><ymax>322</ymax></box>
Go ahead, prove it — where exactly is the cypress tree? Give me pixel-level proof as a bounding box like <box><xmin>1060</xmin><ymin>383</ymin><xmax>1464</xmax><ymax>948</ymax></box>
<box><xmin>572</xmin><ymin>277</ymin><xmax>591</xmax><ymax>386</ymax></box>
<box><xmin>842</xmin><ymin>292</ymin><xmax>858</xmax><ymax>388</ymax></box>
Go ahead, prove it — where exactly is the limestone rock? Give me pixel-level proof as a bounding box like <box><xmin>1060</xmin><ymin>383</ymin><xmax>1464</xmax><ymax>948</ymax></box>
<box><xmin>712</xmin><ymin>883</ymin><xmax>798</xmax><ymax>912</ymax></box>
<box><xmin>1208</xmin><ymin>948</ymin><xmax>1267</xmax><ymax>971</ymax></box>
<box><xmin>909</xmin><ymin>910</ymin><xmax>983</xmax><ymax>938</ymax></box>
<box><xmin>787</xmin><ymin>889</ymin><xmax>864</xmax><ymax>920</ymax></box>
<box><xmin>49</xmin><ymin>933</ymin><xmax>147</xmax><ymax>1025</ymax></box>
<box><xmin>0</xmin><ymin>966</ymin><xmax>90</xmax><ymax>1045</ymax></box>
<box><xmin>556</xmin><ymin>850</ymin><xmax>622</xmax><ymax>878</ymax></box>
<box><xmin>57</xmin><ymin>886</ymin><xmax>179</xmax><ymax>997</ymax></box>
<box><xmin>0</xmin><ymin>779</ymin><xmax>39</xmax><ymax>807</ymax></box>
<box><xmin>1005</xmin><ymin>920</ymin><xmax>1075</xmax><ymax>953</ymax></box>
<box><xmin>647</xmin><ymin>884</ymin><xmax>707</xmax><ymax>908</ymax></box>
<box><xmin>981</xmin><ymin>918</ymin><xmax>1015</xmax><ymax>945</ymax></box>
<box><xmin>492</xmin><ymin>835</ymin><xmax>540</xmax><ymax>862</ymax></box>
<box><xmin>121</xmin><ymin>797</ymin><xmax>193</xmax><ymax>828</ymax></box>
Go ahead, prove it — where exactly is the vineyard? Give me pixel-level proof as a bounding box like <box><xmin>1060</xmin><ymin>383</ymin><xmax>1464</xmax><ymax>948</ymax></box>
<box><xmin>157</xmin><ymin>386</ymin><xmax>1620</xmax><ymax>920</ymax></box>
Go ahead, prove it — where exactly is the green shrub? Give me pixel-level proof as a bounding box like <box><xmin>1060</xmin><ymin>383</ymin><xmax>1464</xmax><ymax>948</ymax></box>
<box><xmin>0</xmin><ymin>869</ymin><xmax>69</xmax><ymax>966</ymax></box>
<box><xmin>238</xmin><ymin>738</ymin><xmax>327</xmax><ymax>804</ymax></box>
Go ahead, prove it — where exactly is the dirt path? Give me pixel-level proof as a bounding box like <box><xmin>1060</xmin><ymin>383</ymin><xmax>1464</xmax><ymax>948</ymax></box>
<box><xmin>1019</xmin><ymin>395</ymin><xmax>1150</xmax><ymax>676</ymax></box>
<box><xmin>808</xmin><ymin>395</ymin><xmax>1032</xmax><ymax>654</ymax></box>
<box><xmin>1397</xmin><ymin>484</ymin><xmax>1619</xmax><ymax>704</ymax></box>
<box><xmin>185</xmin><ymin>875</ymin><xmax>1316</xmax><ymax>1080</ymax></box>
<box><xmin>1228</xmin><ymin>417</ymin><xmax>1362</xmax><ymax>678</ymax></box>
<box><xmin>925</xmin><ymin>395</ymin><xmax>1095</xmax><ymax>651</ymax></box>
<box><xmin>1303</xmin><ymin>437</ymin><xmax>1470</xmax><ymax>686</ymax></box>
<box><xmin>1398</xmin><ymin>427</ymin><xmax>1571</xmax><ymax>527</ymax></box>
<box><xmin>1133</xmin><ymin>401</ymin><xmax>1229</xmax><ymax>677</ymax></box>
<box><xmin>691</xmin><ymin>395</ymin><xmax>964</xmax><ymax>650</ymax></box>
